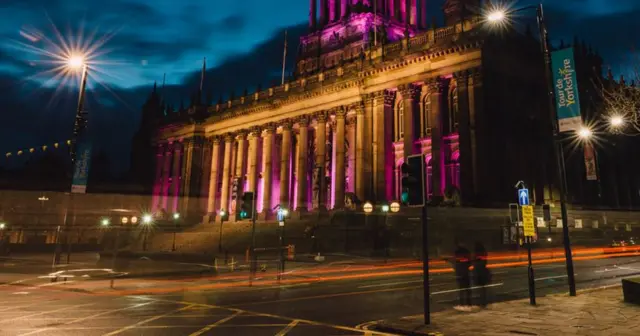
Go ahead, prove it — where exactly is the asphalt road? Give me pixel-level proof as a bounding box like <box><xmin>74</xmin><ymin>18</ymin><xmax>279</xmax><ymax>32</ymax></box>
<box><xmin>1</xmin><ymin>253</ymin><xmax>639</xmax><ymax>335</ymax></box>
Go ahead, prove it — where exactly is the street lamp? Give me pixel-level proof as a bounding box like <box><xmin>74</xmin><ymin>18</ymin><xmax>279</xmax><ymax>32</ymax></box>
<box><xmin>173</xmin><ymin>213</ymin><xmax>180</xmax><ymax>220</ymax></box>
<box><xmin>486</xmin><ymin>4</ymin><xmax>577</xmax><ymax>297</ymax></box>
<box><xmin>101</xmin><ymin>218</ymin><xmax>110</xmax><ymax>226</ymax></box>
<box><xmin>578</xmin><ymin>126</ymin><xmax>593</xmax><ymax>139</ymax></box>
<box><xmin>363</xmin><ymin>202</ymin><xmax>373</xmax><ymax>214</ymax></box>
<box><xmin>142</xmin><ymin>214</ymin><xmax>153</xmax><ymax>224</ymax></box>
<box><xmin>610</xmin><ymin>115</ymin><xmax>624</xmax><ymax>128</ymax></box>
<box><xmin>390</xmin><ymin>202</ymin><xmax>401</xmax><ymax>213</ymax></box>
<box><xmin>172</xmin><ymin>213</ymin><xmax>180</xmax><ymax>252</ymax></box>
<box><xmin>0</xmin><ymin>223</ymin><xmax>5</xmax><ymax>230</ymax></box>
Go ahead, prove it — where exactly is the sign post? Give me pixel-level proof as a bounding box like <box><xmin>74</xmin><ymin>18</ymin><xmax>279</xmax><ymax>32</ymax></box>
<box><xmin>522</xmin><ymin>200</ymin><xmax>536</xmax><ymax>305</ymax></box>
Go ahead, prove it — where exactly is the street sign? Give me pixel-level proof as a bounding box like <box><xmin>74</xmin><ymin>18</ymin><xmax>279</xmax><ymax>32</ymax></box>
<box><xmin>518</xmin><ymin>188</ymin><xmax>530</xmax><ymax>206</ymax></box>
<box><xmin>522</xmin><ymin>205</ymin><xmax>535</xmax><ymax>237</ymax></box>
<box><xmin>71</xmin><ymin>141</ymin><xmax>92</xmax><ymax>194</ymax></box>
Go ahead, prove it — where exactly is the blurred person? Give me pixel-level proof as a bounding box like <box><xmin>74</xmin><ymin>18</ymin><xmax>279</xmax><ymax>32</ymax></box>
<box><xmin>473</xmin><ymin>242</ymin><xmax>491</xmax><ymax>308</ymax></box>
<box><xmin>453</xmin><ymin>241</ymin><xmax>472</xmax><ymax>310</ymax></box>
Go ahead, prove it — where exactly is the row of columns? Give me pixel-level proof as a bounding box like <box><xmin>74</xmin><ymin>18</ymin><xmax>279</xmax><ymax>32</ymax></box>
<box><xmin>308</xmin><ymin>0</ymin><xmax>429</xmax><ymax>31</ymax></box>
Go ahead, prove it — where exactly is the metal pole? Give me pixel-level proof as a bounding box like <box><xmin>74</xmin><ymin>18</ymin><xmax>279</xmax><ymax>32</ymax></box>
<box><xmin>110</xmin><ymin>225</ymin><xmax>120</xmax><ymax>289</ymax></box>
<box><xmin>218</xmin><ymin>218</ymin><xmax>224</xmax><ymax>253</ymax></box>
<box><xmin>249</xmin><ymin>194</ymin><xmax>257</xmax><ymax>277</ymax></box>
<box><xmin>421</xmin><ymin>204</ymin><xmax>430</xmax><ymax>325</ymax></box>
<box><xmin>527</xmin><ymin>236</ymin><xmax>536</xmax><ymax>305</ymax></box>
<box><xmin>537</xmin><ymin>3</ymin><xmax>576</xmax><ymax>296</ymax></box>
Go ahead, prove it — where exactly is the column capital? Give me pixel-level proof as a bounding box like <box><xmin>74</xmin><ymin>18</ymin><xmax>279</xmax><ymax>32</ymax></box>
<box><xmin>334</xmin><ymin>106</ymin><xmax>347</xmax><ymax>118</ymax></box>
<box><xmin>453</xmin><ymin>70</ymin><xmax>470</xmax><ymax>86</ymax></box>
<box><xmin>468</xmin><ymin>67</ymin><xmax>483</xmax><ymax>85</ymax></box>
<box><xmin>426</xmin><ymin>77</ymin><xmax>447</xmax><ymax>93</ymax></box>
<box><xmin>351</xmin><ymin>101</ymin><xmax>365</xmax><ymax>115</ymax></box>
<box><xmin>235</xmin><ymin>131</ymin><xmax>248</xmax><ymax>140</ymax></box>
<box><xmin>384</xmin><ymin>90</ymin><xmax>396</xmax><ymax>106</ymax></box>
<box><xmin>315</xmin><ymin>111</ymin><xmax>328</xmax><ymax>123</ymax></box>
<box><xmin>280</xmin><ymin>120</ymin><xmax>294</xmax><ymax>131</ymax></box>
<box><xmin>263</xmin><ymin>123</ymin><xmax>277</xmax><ymax>134</ymax></box>
<box><xmin>297</xmin><ymin>116</ymin><xmax>311</xmax><ymax>127</ymax></box>
<box><xmin>211</xmin><ymin>136</ymin><xmax>222</xmax><ymax>145</ymax></box>
<box><xmin>248</xmin><ymin>126</ymin><xmax>262</xmax><ymax>138</ymax></box>
<box><xmin>398</xmin><ymin>83</ymin><xmax>421</xmax><ymax>99</ymax></box>
<box><xmin>223</xmin><ymin>133</ymin><xmax>235</xmax><ymax>143</ymax></box>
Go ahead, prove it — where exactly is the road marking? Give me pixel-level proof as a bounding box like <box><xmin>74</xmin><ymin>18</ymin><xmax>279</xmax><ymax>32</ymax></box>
<box><xmin>188</xmin><ymin>311</ymin><xmax>242</xmax><ymax>336</ymax></box>
<box><xmin>431</xmin><ymin>283</ymin><xmax>504</xmax><ymax>296</ymax></box>
<box><xmin>17</xmin><ymin>302</ymin><xmax>153</xmax><ymax>336</ymax></box>
<box><xmin>358</xmin><ymin>280</ymin><xmax>424</xmax><ymax>289</ymax></box>
<box><xmin>617</xmin><ymin>266</ymin><xmax>640</xmax><ymax>272</ymax></box>
<box><xmin>144</xmin><ymin>297</ymin><xmax>395</xmax><ymax>336</ymax></box>
<box><xmin>228</xmin><ymin>285</ymin><xmax>422</xmax><ymax>307</ymax></box>
<box><xmin>535</xmin><ymin>274</ymin><xmax>576</xmax><ymax>281</ymax></box>
<box><xmin>275</xmin><ymin>319</ymin><xmax>300</xmax><ymax>336</ymax></box>
<box><xmin>30</xmin><ymin>280</ymin><xmax>76</xmax><ymax>288</ymax></box>
<box><xmin>102</xmin><ymin>304</ymin><xmax>196</xmax><ymax>336</ymax></box>
<box><xmin>0</xmin><ymin>302</ymin><xmax>95</xmax><ymax>323</ymax></box>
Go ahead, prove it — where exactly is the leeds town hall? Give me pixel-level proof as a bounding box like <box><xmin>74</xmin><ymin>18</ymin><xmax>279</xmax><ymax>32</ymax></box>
<box><xmin>144</xmin><ymin>0</ymin><xmax>604</xmax><ymax>221</ymax></box>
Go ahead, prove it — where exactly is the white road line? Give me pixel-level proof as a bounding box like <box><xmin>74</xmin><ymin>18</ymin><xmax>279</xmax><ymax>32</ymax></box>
<box><xmin>535</xmin><ymin>275</ymin><xmax>574</xmax><ymax>282</ymax></box>
<box><xmin>617</xmin><ymin>266</ymin><xmax>640</xmax><ymax>272</ymax></box>
<box><xmin>188</xmin><ymin>311</ymin><xmax>242</xmax><ymax>336</ymax></box>
<box><xmin>102</xmin><ymin>304</ymin><xmax>196</xmax><ymax>336</ymax></box>
<box><xmin>17</xmin><ymin>302</ymin><xmax>153</xmax><ymax>336</ymax></box>
<box><xmin>30</xmin><ymin>280</ymin><xmax>76</xmax><ymax>288</ymax></box>
<box><xmin>0</xmin><ymin>302</ymin><xmax>96</xmax><ymax>323</ymax></box>
<box><xmin>275</xmin><ymin>319</ymin><xmax>300</xmax><ymax>336</ymax></box>
<box><xmin>431</xmin><ymin>283</ymin><xmax>504</xmax><ymax>296</ymax></box>
<box><xmin>358</xmin><ymin>280</ymin><xmax>424</xmax><ymax>289</ymax></box>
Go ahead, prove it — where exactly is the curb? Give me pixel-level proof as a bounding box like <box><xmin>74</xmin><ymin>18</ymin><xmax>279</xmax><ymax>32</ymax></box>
<box><xmin>372</xmin><ymin>324</ymin><xmax>442</xmax><ymax>336</ymax></box>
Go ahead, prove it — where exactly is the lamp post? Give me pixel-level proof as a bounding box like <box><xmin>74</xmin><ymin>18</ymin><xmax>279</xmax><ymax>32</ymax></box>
<box><xmin>172</xmin><ymin>213</ymin><xmax>180</xmax><ymax>252</ymax></box>
<box><xmin>277</xmin><ymin>207</ymin><xmax>289</xmax><ymax>280</ymax></box>
<box><xmin>218</xmin><ymin>209</ymin><xmax>228</xmax><ymax>253</ymax></box>
<box><xmin>142</xmin><ymin>214</ymin><xmax>153</xmax><ymax>251</ymax></box>
<box><xmin>487</xmin><ymin>4</ymin><xmax>577</xmax><ymax>296</ymax></box>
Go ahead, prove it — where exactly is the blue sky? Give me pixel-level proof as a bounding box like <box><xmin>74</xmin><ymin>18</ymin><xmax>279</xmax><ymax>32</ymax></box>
<box><xmin>0</xmin><ymin>0</ymin><xmax>638</xmax><ymax>174</ymax></box>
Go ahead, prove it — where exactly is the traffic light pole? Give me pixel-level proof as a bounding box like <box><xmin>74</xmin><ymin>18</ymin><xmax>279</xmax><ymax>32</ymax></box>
<box><xmin>421</xmin><ymin>204</ymin><xmax>430</xmax><ymax>325</ymax></box>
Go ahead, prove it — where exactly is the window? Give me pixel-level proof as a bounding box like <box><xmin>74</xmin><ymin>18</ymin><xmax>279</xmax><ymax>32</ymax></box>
<box><xmin>450</xmin><ymin>86</ymin><xmax>459</xmax><ymax>132</ymax></box>
<box><xmin>423</xmin><ymin>93</ymin><xmax>431</xmax><ymax>136</ymax></box>
<box><xmin>396</xmin><ymin>101</ymin><xmax>404</xmax><ymax>141</ymax></box>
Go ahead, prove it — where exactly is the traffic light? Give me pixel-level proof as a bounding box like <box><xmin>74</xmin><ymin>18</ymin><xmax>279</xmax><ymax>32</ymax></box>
<box><xmin>238</xmin><ymin>192</ymin><xmax>255</xmax><ymax>220</ymax></box>
<box><xmin>401</xmin><ymin>154</ymin><xmax>425</xmax><ymax>207</ymax></box>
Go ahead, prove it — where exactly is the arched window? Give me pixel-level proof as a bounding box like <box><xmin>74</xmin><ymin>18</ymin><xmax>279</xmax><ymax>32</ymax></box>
<box><xmin>450</xmin><ymin>86</ymin><xmax>459</xmax><ymax>132</ymax></box>
<box><xmin>396</xmin><ymin>100</ymin><xmax>405</xmax><ymax>141</ymax></box>
<box><xmin>423</xmin><ymin>93</ymin><xmax>431</xmax><ymax>136</ymax></box>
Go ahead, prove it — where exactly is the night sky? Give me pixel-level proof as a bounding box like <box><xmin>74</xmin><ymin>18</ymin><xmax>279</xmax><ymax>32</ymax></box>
<box><xmin>0</xmin><ymin>0</ymin><xmax>638</xmax><ymax>174</ymax></box>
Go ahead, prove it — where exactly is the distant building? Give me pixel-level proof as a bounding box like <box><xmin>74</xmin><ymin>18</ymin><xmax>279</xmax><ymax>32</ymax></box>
<box><xmin>147</xmin><ymin>0</ymin><xmax>635</xmax><ymax>221</ymax></box>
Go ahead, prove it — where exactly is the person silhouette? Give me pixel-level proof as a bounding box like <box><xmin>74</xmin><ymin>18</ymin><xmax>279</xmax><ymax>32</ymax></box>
<box><xmin>454</xmin><ymin>241</ymin><xmax>472</xmax><ymax>310</ymax></box>
<box><xmin>473</xmin><ymin>242</ymin><xmax>491</xmax><ymax>308</ymax></box>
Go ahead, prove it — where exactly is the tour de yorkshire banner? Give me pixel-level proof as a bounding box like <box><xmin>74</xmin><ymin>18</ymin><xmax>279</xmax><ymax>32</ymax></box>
<box><xmin>551</xmin><ymin>47</ymin><xmax>582</xmax><ymax>133</ymax></box>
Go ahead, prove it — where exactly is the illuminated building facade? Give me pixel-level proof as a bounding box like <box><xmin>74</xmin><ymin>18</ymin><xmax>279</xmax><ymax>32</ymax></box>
<box><xmin>151</xmin><ymin>0</ymin><xmax>584</xmax><ymax>221</ymax></box>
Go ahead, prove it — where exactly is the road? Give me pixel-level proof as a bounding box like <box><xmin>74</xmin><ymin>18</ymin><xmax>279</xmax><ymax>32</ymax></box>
<box><xmin>1</xmin><ymin>251</ymin><xmax>639</xmax><ymax>335</ymax></box>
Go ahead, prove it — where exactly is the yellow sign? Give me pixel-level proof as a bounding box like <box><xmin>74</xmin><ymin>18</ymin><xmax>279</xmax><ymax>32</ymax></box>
<box><xmin>522</xmin><ymin>205</ymin><xmax>535</xmax><ymax>237</ymax></box>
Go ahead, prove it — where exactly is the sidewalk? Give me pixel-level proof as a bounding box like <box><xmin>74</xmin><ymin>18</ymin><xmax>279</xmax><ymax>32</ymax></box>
<box><xmin>375</xmin><ymin>286</ymin><xmax>640</xmax><ymax>336</ymax></box>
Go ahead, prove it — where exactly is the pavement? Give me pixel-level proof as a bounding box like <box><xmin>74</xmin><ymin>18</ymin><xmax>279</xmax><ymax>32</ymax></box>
<box><xmin>372</xmin><ymin>286</ymin><xmax>640</xmax><ymax>336</ymax></box>
<box><xmin>1</xmin><ymin>249</ymin><xmax>640</xmax><ymax>335</ymax></box>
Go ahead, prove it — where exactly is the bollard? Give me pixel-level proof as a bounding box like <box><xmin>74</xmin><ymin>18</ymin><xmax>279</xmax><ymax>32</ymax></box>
<box><xmin>230</xmin><ymin>256</ymin><xmax>235</xmax><ymax>272</ymax></box>
<box><xmin>213</xmin><ymin>257</ymin><xmax>218</xmax><ymax>272</ymax></box>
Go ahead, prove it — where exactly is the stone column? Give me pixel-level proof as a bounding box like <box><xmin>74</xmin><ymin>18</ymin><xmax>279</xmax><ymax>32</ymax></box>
<box><xmin>455</xmin><ymin>72</ymin><xmax>474</xmax><ymax>204</ymax></box>
<box><xmin>420</xmin><ymin>0</ymin><xmax>427</xmax><ymax>29</ymax></box>
<box><xmin>334</xmin><ymin>108</ymin><xmax>346</xmax><ymax>209</ymax></box>
<box><xmin>399</xmin><ymin>84</ymin><xmax>419</xmax><ymax>158</ymax></box>
<box><xmin>247</xmin><ymin>128</ymin><xmax>261</xmax><ymax>194</ymax></box>
<box><xmin>220</xmin><ymin>135</ymin><xmax>233</xmax><ymax>211</ymax></box>
<box><xmin>235</xmin><ymin>132</ymin><xmax>247</xmax><ymax>185</ymax></box>
<box><xmin>329</xmin><ymin>0</ymin><xmax>336</xmax><ymax>22</ymax></box>
<box><xmin>261</xmin><ymin>125</ymin><xmax>275</xmax><ymax>218</ymax></box>
<box><xmin>279</xmin><ymin>122</ymin><xmax>293</xmax><ymax>209</ymax></box>
<box><xmin>347</xmin><ymin>114</ymin><xmax>356</xmax><ymax>193</ymax></box>
<box><xmin>341</xmin><ymin>0</ymin><xmax>348</xmax><ymax>19</ymax></box>
<box><xmin>296</xmin><ymin>117</ymin><xmax>310</xmax><ymax>212</ymax></box>
<box><xmin>161</xmin><ymin>144</ymin><xmax>173</xmax><ymax>210</ymax></box>
<box><xmin>371</xmin><ymin>91</ymin><xmax>396</xmax><ymax>201</ymax></box>
<box><xmin>355</xmin><ymin>104</ymin><xmax>366</xmax><ymax>201</ymax></box>
<box><xmin>309</xmin><ymin>0</ymin><xmax>317</xmax><ymax>30</ymax></box>
<box><xmin>429</xmin><ymin>78</ymin><xmax>445</xmax><ymax>201</ymax></box>
<box><xmin>320</xmin><ymin>0</ymin><xmax>328</xmax><ymax>27</ymax></box>
<box><xmin>206</xmin><ymin>137</ymin><xmax>221</xmax><ymax>217</ymax></box>
<box><xmin>410</xmin><ymin>0</ymin><xmax>418</xmax><ymax>26</ymax></box>
<box><xmin>315</xmin><ymin>113</ymin><xmax>328</xmax><ymax>211</ymax></box>
<box><xmin>401</xmin><ymin>0</ymin><xmax>407</xmax><ymax>23</ymax></box>
<box><xmin>170</xmin><ymin>142</ymin><xmax>183</xmax><ymax>213</ymax></box>
<box><xmin>152</xmin><ymin>144</ymin><xmax>164</xmax><ymax>210</ymax></box>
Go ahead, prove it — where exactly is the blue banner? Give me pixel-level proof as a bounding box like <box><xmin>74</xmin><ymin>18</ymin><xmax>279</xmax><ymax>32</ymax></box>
<box><xmin>71</xmin><ymin>142</ymin><xmax>92</xmax><ymax>194</ymax></box>
<box><xmin>551</xmin><ymin>47</ymin><xmax>582</xmax><ymax>133</ymax></box>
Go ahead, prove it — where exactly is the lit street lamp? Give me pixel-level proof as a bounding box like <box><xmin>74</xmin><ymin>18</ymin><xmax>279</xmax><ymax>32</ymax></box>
<box><xmin>610</xmin><ymin>115</ymin><xmax>624</xmax><ymax>128</ymax></box>
<box><xmin>578</xmin><ymin>127</ymin><xmax>593</xmax><ymax>139</ymax></box>
<box><xmin>486</xmin><ymin>4</ymin><xmax>577</xmax><ymax>297</ymax></box>
<box><xmin>172</xmin><ymin>213</ymin><xmax>180</xmax><ymax>252</ymax></box>
<box><xmin>101</xmin><ymin>218</ymin><xmax>110</xmax><ymax>226</ymax></box>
